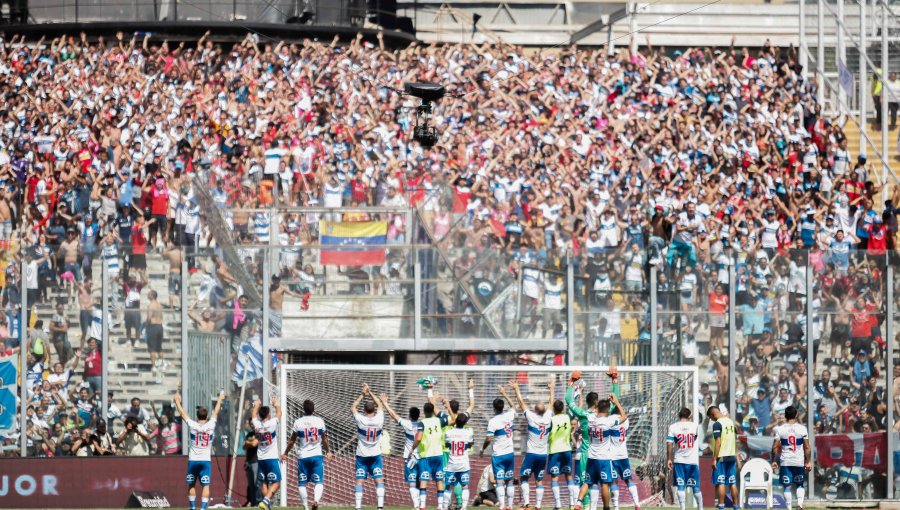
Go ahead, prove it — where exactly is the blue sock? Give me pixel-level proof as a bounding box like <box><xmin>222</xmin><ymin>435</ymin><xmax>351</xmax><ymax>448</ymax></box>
<box><xmin>189</xmin><ymin>495</ymin><xmax>196</xmax><ymax>510</ymax></box>
<box><xmin>201</xmin><ymin>498</ymin><xmax>209</xmax><ymax>510</ymax></box>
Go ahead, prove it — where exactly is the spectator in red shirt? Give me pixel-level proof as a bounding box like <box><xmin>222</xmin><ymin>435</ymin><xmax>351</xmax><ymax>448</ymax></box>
<box><xmin>144</xmin><ymin>178</ymin><xmax>169</xmax><ymax>249</ymax></box>
<box><xmin>130</xmin><ymin>215</ymin><xmax>149</xmax><ymax>280</ymax></box>
<box><xmin>78</xmin><ymin>338</ymin><xmax>102</xmax><ymax>396</ymax></box>
<box><xmin>865</xmin><ymin>216</ymin><xmax>888</xmax><ymax>255</ymax></box>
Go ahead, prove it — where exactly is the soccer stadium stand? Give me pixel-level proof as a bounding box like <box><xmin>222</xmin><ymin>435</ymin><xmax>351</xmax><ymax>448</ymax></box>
<box><xmin>1</xmin><ymin>23</ymin><xmax>900</xmax><ymax>503</ymax></box>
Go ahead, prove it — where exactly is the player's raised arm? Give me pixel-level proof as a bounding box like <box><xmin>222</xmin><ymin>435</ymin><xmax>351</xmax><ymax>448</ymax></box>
<box><xmin>211</xmin><ymin>391</ymin><xmax>225</xmax><ymax>420</ymax></box>
<box><xmin>368</xmin><ymin>387</ymin><xmax>384</xmax><ymax>410</ymax></box>
<box><xmin>609</xmin><ymin>393</ymin><xmax>627</xmax><ymax>423</ymax></box>
<box><xmin>499</xmin><ymin>384</ymin><xmax>517</xmax><ymax>411</ymax></box>
<box><xmin>565</xmin><ymin>377</ymin><xmax>587</xmax><ymax>418</ymax></box>
<box><xmin>351</xmin><ymin>386</ymin><xmax>366</xmax><ymax>415</ymax></box>
<box><xmin>173</xmin><ymin>392</ymin><xmax>188</xmax><ymax>420</ymax></box>
<box><xmin>251</xmin><ymin>398</ymin><xmax>262</xmax><ymax>420</ymax></box>
<box><xmin>511</xmin><ymin>380</ymin><xmax>528</xmax><ymax>412</ymax></box>
<box><xmin>467</xmin><ymin>379</ymin><xmax>475</xmax><ymax>415</ymax></box>
<box><xmin>434</xmin><ymin>390</ymin><xmax>456</xmax><ymax>422</ymax></box>
<box><xmin>380</xmin><ymin>392</ymin><xmax>401</xmax><ymax>422</ymax></box>
<box><xmin>272</xmin><ymin>396</ymin><xmax>282</xmax><ymax>419</ymax></box>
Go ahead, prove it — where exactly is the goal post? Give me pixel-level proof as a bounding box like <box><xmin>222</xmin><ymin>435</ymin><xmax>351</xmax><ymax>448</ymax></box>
<box><xmin>276</xmin><ymin>364</ymin><xmax>699</xmax><ymax>508</ymax></box>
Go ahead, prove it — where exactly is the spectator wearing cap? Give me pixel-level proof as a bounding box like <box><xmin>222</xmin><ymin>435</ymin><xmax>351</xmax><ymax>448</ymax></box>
<box><xmin>852</xmin><ymin>350</ymin><xmax>875</xmax><ymax>390</ymax></box>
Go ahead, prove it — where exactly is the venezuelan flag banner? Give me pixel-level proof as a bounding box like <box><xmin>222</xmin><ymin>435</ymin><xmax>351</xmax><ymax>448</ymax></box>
<box><xmin>319</xmin><ymin>220</ymin><xmax>388</xmax><ymax>266</ymax></box>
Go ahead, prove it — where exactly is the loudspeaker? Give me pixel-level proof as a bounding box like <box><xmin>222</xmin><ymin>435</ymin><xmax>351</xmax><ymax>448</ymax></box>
<box><xmin>367</xmin><ymin>0</ymin><xmax>396</xmax><ymax>29</ymax></box>
<box><xmin>396</xmin><ymin>16</ymin><xmax>414</xmax><ymax>34</ymax></box>
<box><xmin>348</xmin><ymin>0</ymin><xmax>365</xmax><ymax>26</ymax></box>
<box><xmin>315</xmin><ymin>0</ymin><xmax>348</xmax><ymax>25</ymax></box>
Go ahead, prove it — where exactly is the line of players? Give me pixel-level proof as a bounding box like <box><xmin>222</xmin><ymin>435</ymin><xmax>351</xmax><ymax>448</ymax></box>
<box><xmin>171</xmin><ymin>369</ymin><xmax>810</xmax><ymax>510</ymax></box>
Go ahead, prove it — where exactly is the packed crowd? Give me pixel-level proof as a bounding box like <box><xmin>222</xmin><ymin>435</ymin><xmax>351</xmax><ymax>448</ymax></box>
<box><xmin>0</xmin><ymin>26</ymin><xmax>899</xmax><ymax>463</ymax></box>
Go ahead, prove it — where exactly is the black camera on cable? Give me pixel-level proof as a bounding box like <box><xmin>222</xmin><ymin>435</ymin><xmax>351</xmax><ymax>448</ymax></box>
<box><xmin>404</xmin><ymin>82</ymin><xmax>446</xmax><ymax>148</ymax></box>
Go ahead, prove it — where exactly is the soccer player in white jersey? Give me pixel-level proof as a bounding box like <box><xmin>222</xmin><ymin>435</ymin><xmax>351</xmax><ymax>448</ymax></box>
<box><xmin>437</xmin><ymin>380</ymin><xmax>476</xmax><ymax>510</ymax></box>
<box><xmin>771</xmin><ymin>406</ymin><xmax>810</xmax><ymax>510</ymax></box>
<box><xmin>381</xmin><ymin>393</ymin><xmax>422</xmax><ymax>508</ymax></box>
<box><xmin>351</xmin><ymin>383</ymin><xmax>386</xmax><ymax>510</ymax></box>
<box><xmin>251</xmin><ymin>397</ymin><xmax>283</xmax><ymax>510</ymax></box>
<box><xmin>282</xmin><ymin>400</ymin><xmax>333</xmax><ymax>510</ymax></box>
<box><xmin>173</xmin><ymin>391</ymin><xmax>224</xmax><ymax>510</ymax></box>
<box><xmin>666</xmin><ymin>408</ymin><xmax>702</xmax><ymax>510</ymax></box>
<box><xmin>445</xmin><ymin>413</ymin><xmax>475</xmax><ymax>510</ymax></box>
<box><xmin>605</xmin><ymin>394</ymin><xmax>638</xmax><ymax>510</ymax></box>
<box><xmin>480</xmin><ymin>384</ymin><xmax>518</xmax><ymax>510</ymax></box>
<box><xmin>512</xmin><ymin>378</ymin><xmax>555</xmax><ymax>510</ymax></box>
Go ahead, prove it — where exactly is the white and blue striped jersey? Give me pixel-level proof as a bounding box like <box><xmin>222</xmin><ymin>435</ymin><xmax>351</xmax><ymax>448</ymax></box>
<box><xmin>102</xmin><ymin>243</ymin><xmax>119</xmax><ymax>277</ymax></box>
<box><xmin>291</xmin><ymin>415</ymin><xmax>326</xmax><ymax>458</ymax></box>
<box><xmin>253</xmin><ymin>212</ymin><xmax>270</xmax><ymax>243</ymax></box>
<box><xmin>486</xmin><ymin>409</ymin><xmax>516</xmax><ymax>456</ymax></box>
<box><xmin>445</xmin><ymin>427</ymin><xmax>475</xmax><ymax>472</ymax></box>
<box><xmin>187</xmin><ymin>419</ymin><xmax>216</xmax><ymax>462</ymax></box>
<box><xmin>354</xmin><ymin>410</ymin><xmax>384</xmax><ymax>457</ymax></box>
<box><xmin>774</xmin><ymin>422</ymin><xmax>809</xmax><ymax>467</ymax></box>
<box><xmin>666</xmin><ymin>420</ymin><xmax>700</xmax><ymax>464</ymax></box>
<box><xmin>585</xmin><ymin>412</ymin><xmax>607</xmax><ymax>460</ymax></box>
<box><xmin>608</xmin><ymin>417</ymin><xmax>630</xmax><ymax>460</ymax></box>
<box><xmin>524</xmin><ymin>409</ymin><xmax>552</xmax><ymax>455</ymax></box>
<box><xmin>252</xmin><ymin>417</ymin><xmax>280</xmax><ymax>460</ymax></box>
<box><xmin>398</xmin><ymin>417</ymin><xmax>421</xmax><ymax>459</ymax></box>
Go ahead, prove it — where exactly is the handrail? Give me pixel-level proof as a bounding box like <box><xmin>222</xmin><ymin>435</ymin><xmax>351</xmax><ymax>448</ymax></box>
<box><xmin>812</xmin><ymin>1</ymin><xmax>900</xmax><ymax>187</ymax></box>
<box><xmin>813</xmin><ymin>57</ymin><xmax>900</xmax><ymax>185</ymax></box>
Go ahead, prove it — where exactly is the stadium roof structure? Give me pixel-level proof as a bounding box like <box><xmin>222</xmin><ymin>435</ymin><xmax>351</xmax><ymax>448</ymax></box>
<box><xmin>16</xmin><ymin>0</ymin><xmax>418</xmax><ymax>46</ymax></box>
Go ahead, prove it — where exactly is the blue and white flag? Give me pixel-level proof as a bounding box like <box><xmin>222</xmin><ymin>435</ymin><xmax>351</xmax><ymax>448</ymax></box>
<box><xmin>838</xmin><ymin>59</ymin><xmax>854</xmax><ymax>95</ymax></box>
<box><xmin>233</xmin><ymin>335</ymin><xmax>263</xmax><ymax>383</ymax></box>
<box><xmin>232</xmin><ymin>335</ymin><xmax>279</xmax><ymax>383</ymax></box>
<box><xmin>0</xmin><ymin>355</ymin><xmax>17</xmax><ymax>435</ymax></box>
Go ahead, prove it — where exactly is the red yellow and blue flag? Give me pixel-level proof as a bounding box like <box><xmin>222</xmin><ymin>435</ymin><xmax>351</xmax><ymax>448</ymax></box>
<box><xmin>319</xmin><ymin>220</ymin><xmax>388</xmax><ymax>266</ymax></box>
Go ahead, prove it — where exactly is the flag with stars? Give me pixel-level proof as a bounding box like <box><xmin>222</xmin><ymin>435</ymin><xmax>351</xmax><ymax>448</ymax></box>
<box><xmin>319</xmin><ymin>220</ymin><xmax>388</xmax><ymax>266</ymax></box>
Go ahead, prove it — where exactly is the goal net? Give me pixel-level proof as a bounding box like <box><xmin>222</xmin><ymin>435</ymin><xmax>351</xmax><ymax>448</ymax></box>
<box><xmin>275</xmin><ymin>365</ymin><xmax>697</xmax><ymax>508</ymax></box>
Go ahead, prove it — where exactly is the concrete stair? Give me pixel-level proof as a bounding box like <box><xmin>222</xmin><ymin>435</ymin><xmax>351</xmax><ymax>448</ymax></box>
<box><xmin>37</xmin><ymin>251</ymin><xmax>185</xmax><ymax>417</ymax></box>
<box><xmin>841</xmin><ymin>119</ymin><xmax>900</xmax><ymax>201</ymax></box>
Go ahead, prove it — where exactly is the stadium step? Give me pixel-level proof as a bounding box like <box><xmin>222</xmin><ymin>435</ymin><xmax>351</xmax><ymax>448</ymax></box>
<box><xmin>33</xmin><ymin>252</ymin><xmax>186</xmax><ymax>413</ymax></box>
<box><xmin>842</xmin><ymin>120</ymin><xmax>900</xmax><ymax>199</ymax></box>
